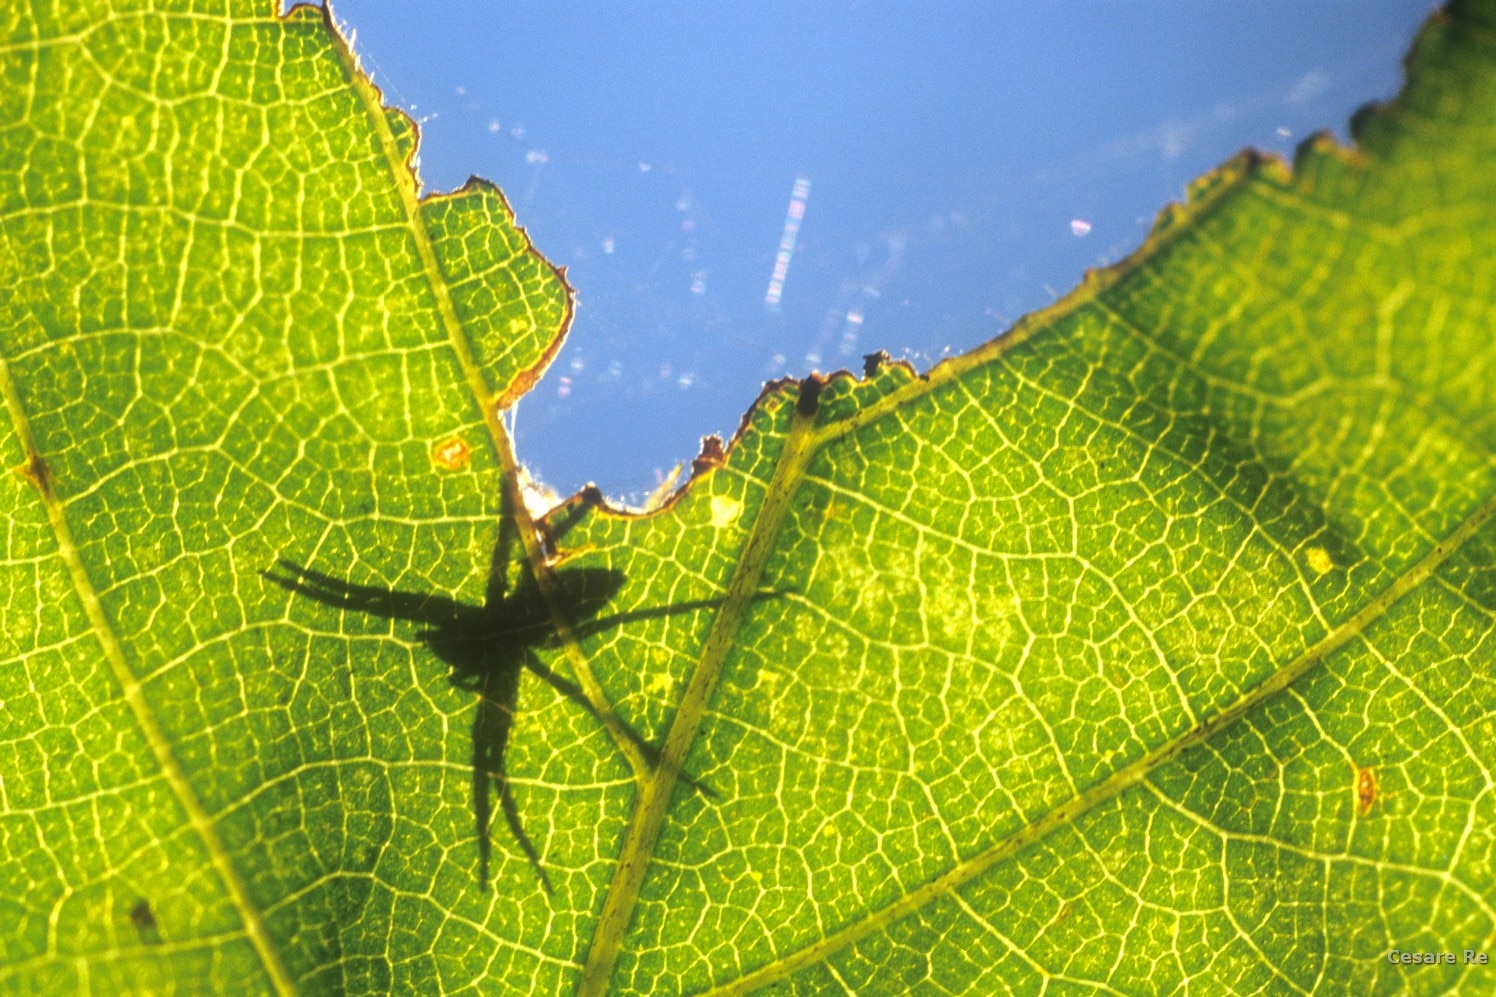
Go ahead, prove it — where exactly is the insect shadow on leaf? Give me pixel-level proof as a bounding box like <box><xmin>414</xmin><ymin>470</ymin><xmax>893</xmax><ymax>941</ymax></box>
<box><xmin>263</xmin><ymin>526</ymin><xmax>738</xmax><ymax>893</ymax></box>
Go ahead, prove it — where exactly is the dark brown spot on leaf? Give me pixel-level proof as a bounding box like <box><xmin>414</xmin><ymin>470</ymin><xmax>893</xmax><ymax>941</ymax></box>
<box><xmin>14</xmin><ymin>453</ymin><xmax>50</xmax><ymax>492</ymax></box>
<box><xmin>692</xmin><ymin>435</ymin><xmax>726</xmax><ymax>475</ymax></box>
<box><xmin>129</xmin><ymin>899</ymin><xmax>160</xmax><ymax>944</ymax></box>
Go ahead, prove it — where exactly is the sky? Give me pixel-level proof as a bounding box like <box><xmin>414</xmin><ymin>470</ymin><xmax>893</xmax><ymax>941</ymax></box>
<box><xmin>321</xmin><ymin>1</ymin><xmax>1434</xmax><ymax>503</ymax></box>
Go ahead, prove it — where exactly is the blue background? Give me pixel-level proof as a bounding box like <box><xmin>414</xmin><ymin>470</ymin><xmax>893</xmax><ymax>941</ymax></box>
<box><xmin>322</xmin><ymin>1</ymin><xmax>1432</xmax><ymax>502</ymax></box>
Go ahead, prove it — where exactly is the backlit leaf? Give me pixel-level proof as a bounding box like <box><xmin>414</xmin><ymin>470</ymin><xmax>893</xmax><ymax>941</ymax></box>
<box><xmin>2</xmin><ymin>2</ymin><xmax>1493</xmax><ymax>994</ymax></box>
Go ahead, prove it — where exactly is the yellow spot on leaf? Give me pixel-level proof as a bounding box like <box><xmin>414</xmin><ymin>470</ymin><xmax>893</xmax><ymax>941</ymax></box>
<box><xmin>710</xmin><ymin>494</ymin><xmax>742</xmax><ymax>529</ymax></box>
<box><xmin>432</xmin><ymin>436</ymin><xmax>472</xmax><ymax>471</ymax></box>
<box><xmin>1306</xmin><ymin>546</ymin><xmax>1333</xmax><ymax>575</ymax></box>
<box><xmin>645</xmin><ymin>672</ymin><xmax>676</xmax><ymax>697</ymax></box>
<box><xmin>1355</xmin><ymin>765</ymin><xmax>1376</xmax><ymax>817</ymax></box>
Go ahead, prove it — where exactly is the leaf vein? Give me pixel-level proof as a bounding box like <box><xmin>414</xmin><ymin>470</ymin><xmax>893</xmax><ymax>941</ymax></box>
<box><xmin>701</xmin><ymin>488</ymin><xmax>1496</xmax><ymax>995</ymax></box>
<box><xmin>0</xmin><ymin>356</ymin><xmax>297</xmax><ymax>992</ymax></box>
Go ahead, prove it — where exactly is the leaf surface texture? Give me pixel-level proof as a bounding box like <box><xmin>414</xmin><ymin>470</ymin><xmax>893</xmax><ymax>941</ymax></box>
<box><xmin>1</xmin><ymin>2</ymin><xmax>1493</xmax><ymax>994</ymax></box>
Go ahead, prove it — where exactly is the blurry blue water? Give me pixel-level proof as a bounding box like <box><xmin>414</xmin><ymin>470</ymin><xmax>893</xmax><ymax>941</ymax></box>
<box><xmin>326</xmin><ymin>1</ymin><xmax>1432</xmax><ymax>502</ymax></box>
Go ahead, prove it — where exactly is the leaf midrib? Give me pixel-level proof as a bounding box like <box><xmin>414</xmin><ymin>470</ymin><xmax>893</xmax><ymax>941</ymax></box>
<box><xmin>578</xmin><ymin>386</ymin><xmax>826</xmax><ymax>995</ymax></box>
<box><xmin>0</xmin><ymin>352</ymin><xmax>298</xmax><ymax>994</ymax></box>
<box><xmin>323</xmin><ymin>6</ymin><xmax>650</xmax><ymax>794</ymax></box>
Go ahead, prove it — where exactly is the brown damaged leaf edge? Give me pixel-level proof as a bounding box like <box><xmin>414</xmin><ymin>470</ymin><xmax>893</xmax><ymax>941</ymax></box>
<box><xmin>564</xmin><ymin>146</ymin><xmax>1275</xmax><ymax>536</ymax></box>
<box><xmin>692</xmin><ymin>435</ymin><xmax>727</xmax><ymax>476</ymax></box>
<box><xmin>795</xmin><ymin>372</ymin><xmax>825</xmax><ymax>416</ymax></box>
<box><xmin>555</xmin><ymin>367</ymin><xmax>882</xmax><ymax>530</ymax></box>
<box><xmin>550</xmin><ymin>143</ymin><xmax>1267</xmax><ymax>555</ymax></box>
<box><xmin>547</xmin><ymin>374</ymin><xmax>809</xmax><ymax>527</ymax></box>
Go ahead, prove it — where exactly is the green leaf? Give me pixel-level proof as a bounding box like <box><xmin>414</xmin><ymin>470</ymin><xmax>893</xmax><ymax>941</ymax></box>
<box><xmin>3</xmin><ymin>2</ymin><xmax>1494</xmax><ymax>995</ymax></box>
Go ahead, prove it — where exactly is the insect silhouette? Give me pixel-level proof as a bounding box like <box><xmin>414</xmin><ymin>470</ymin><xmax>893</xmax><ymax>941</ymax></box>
<box><xmin>264</xmin><ymin>500</ymin><xmax>734</xmax><ymax>892</ymax></box>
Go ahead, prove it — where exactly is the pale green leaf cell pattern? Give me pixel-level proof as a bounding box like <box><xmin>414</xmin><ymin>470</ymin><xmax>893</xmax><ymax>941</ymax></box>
<box><xmin>1</xmin><ymin>1</ymin><xmax>1494</xmax><ymax>995</ymax></box>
